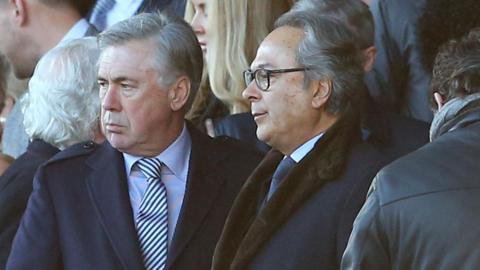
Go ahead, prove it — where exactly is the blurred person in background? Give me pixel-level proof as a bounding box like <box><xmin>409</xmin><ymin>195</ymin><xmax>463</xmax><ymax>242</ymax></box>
<box><xmin>185</xmin><ymin>0</ymin><xmax>294</xmax><ymax>152</ymax></box>
<box><xmin>0</xmin><ymin>54</ymin><xmax>9</xmax><ymax>143</ymax></box>
<box><xmin>368</xmin><ymin>0</ymin><xmax>480</xmax><ymax>122</ymax></box>
<box><xmin>0</xmin><ymin>54</ymin><xmax>14</xmax><ymax>175</ymax></box>
<box><xmin>88</xmin><ymin>0</ymin><xmax>186</xmax><ymax>31</ymax></box>
<box><xmin>0</xmin><ymin>37</ymin><xmax>103</xmax><ymax>269</ymax></box>
<box><xmin>0</xmin><ymin>0</ymin><xmax>96</xmax><ymax>158</ymax></box>
<box><xmin>290</xmin><ymin>0</ymin><xmax>429</xmax><ymax>163</ymax></box>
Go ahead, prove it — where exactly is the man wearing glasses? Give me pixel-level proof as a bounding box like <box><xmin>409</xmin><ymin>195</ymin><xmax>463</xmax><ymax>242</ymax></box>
<box><xmin>212</xmin><ymin>6</ymin><xmax>386</xmax><ymax>270</ymax></box>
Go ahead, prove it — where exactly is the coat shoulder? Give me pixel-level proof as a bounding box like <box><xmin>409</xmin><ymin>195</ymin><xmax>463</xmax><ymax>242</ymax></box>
<box><xmin>212</xmin><ymin>135</ymin><xmax>265</xmax><ymax>160</ymax></box>
<box><xmin>45</xmin><ymin>140</ymin><xmax>99</xmax><ymax>166</ymax></box>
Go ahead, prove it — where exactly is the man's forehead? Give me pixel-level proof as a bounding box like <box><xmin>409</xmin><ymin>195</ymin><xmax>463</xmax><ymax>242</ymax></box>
<box><xmin>252</xmin><ymin>26</ymin><xmax>304</xmax><ymax>68</ymax></box>
<box><xmin>98</xmin><ymin>42</ymin><xmax>155</xmax><ymax>70</ymax></box>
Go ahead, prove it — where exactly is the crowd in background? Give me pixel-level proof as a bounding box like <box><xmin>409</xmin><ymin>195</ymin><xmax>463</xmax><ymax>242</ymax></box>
<box><xmin>0</xmin><ymin>0</ymin><xmax>480</xmax><ymax>269</ymax></box>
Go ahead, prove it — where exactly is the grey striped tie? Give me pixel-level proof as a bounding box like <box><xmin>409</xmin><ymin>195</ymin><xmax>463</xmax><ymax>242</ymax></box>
<box><xmin>136</xmin><ymin>158</ymin><xmax>168</xmax><ymax>270</ymax></box>
<box><xmin>90</xmin><ymin>0</ymin><xmax>116</xmax><ymax>31</ymax></box>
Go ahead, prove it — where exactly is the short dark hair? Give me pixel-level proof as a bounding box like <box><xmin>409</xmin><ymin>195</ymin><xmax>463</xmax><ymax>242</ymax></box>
<box><xmin>430</xmin><ymin>28</ymin><xmax>480</xmax><ymax>108</ymax></box>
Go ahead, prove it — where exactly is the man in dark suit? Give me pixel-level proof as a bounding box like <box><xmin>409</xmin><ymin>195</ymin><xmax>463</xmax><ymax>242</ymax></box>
<box><xmin>0</xmin><ymin>0</ymin><xmax>97</xmax><ymax>158</ymax></box>
<box><xmin>6</xmin><ymin>13</ymin><xmax>261</xmax><ymax>270</ymax></box>
<box><xmin>212</xmin><ymin>7</ymin><xmax>386</xmax><ymax>270</ymax></box>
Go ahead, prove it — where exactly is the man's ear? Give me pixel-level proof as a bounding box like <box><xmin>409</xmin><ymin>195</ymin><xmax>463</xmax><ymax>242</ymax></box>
<box><xmin>11</xmin><ymin>0</ymin><xmax>27</xmax><ymax>26</ymax></box>
<box><xmin>434</xmin><ymin>92</ymin><xmax>445</xmax><ymax>111</ymax></box>
<box><xmin>312</xmin><ymin>79</ymin><xmax>331</xmax><ymax>109</ymax></box>
<box><xmin>363</xmin><ymin>46</ymin><xmax>377</xmax><ymax>72</ymax></box>
<box><xmin>169</xmin><ymin>76</ymin><xmax>191</xmax><ymax>111</ymax></box>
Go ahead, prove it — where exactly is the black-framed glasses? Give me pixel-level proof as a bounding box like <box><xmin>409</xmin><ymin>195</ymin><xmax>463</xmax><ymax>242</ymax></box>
<box><xmin>243</xmin><ymin>67</ymin><xmax>309</xmax><ymax>91</ymax></box>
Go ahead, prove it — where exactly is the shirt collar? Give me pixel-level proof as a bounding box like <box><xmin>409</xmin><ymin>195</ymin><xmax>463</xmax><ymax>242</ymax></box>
<box><xmin>58</xmin><ymin>18</ymin><xmax>90</xmax><ymax>46</ymax></box>
<box><xmin>123</xmin><ymin>123</ymin><xmax>192</xmax><ymax>181</ymax></box>
<box><xmin>289</xmin><ymin>133</ymin><xmax>324</xmax><ymax>163</ymax></box>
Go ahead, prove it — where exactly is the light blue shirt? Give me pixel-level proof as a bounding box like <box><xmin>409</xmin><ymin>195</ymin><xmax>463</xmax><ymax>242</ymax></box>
<box><xmin>289</xmin><ymin>133</ymin><xmax>324</xmax><ymax>162</ymax></box>
<box><xmin>59</xmin><ymin>18</ymin><xmax>90</xmax><ymax>45</ymax></box>
<box><xmin>123</xmin><ymin>123</ymin><xmax>191</xmax><ymax>246</ymax></box>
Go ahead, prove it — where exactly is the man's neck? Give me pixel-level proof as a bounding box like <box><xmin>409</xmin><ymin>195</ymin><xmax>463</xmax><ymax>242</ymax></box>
<box><xmin>32</xmin><ymin>7</ymin><xmax>82</xmax><ymax>55</ymax></box>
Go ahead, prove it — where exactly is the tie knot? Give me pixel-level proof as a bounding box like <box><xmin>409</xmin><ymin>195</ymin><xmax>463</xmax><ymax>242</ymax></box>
<box><xmin>137</xmin><ymin>158</ymin><xmax>163</xmax><ymax>180</ymax></box>
<box><xmin>272</xmin><ymin>156</ymin><xmax>296</xmax><ymax>181</ymax></box>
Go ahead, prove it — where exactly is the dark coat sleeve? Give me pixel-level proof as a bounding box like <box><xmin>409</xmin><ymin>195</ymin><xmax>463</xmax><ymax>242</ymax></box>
<box><xmin>0</xmin><ymin>171</ymin><xmax>35</xmax><ymax>268</ymax></box>
<box><xmin>340</xmin><ymin>180</ymin><xmax>391</xmax><ymax>270</ymax></box>
<box><xmin>6</xmin><ymin>168</ymin><xmax>62</xmax><ymax>270</ymax></box>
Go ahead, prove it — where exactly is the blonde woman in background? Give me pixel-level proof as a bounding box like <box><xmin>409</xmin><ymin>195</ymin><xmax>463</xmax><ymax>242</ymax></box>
<box><xmin>185</xmin><ymin>0</ymin><xmax>294</xmax><ymax>152</ymax></box>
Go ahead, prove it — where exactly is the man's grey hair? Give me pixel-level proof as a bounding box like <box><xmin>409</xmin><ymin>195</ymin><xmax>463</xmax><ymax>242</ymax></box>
<box><xmin>290</xmin><ymin>0</ymin><xmax>374</xmax><ymax>49</ymax></box>
<box><xmin>276</xmin><ymin>11</ymin><xmax>365</xmax><ymax>114</ymax></box>
<box><xmin>98</xmin><ymin>12</ymin><xmax>204</xmax><ymax>111</ymax></box>
<box><xmin>21</xmin><ymin>37</ymin><xmax>101</xmax><ymax>150</ymax></box>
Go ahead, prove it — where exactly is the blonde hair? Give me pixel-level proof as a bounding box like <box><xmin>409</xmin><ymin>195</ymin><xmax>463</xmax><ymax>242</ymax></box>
<box><xmin>185</xmin><ymin>0</ymin><xmax>294</xmax><ymax>114</ymax></box>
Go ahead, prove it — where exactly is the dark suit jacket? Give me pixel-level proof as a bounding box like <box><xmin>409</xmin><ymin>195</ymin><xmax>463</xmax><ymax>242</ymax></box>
<box><xmin>6</xmin><ymin>126</ymin><xmax>262</xmax><ymax>270</ymax></box>
<box><xmin>367</xmin><ymin>0</ymin><xmax>433</xmax><ymax>122</ymax></box>
<box><xmin>0</xmin><ymin>140</ymin><xmax>59</xmax><ymax>269</ymax></box>
<box><xmin>364</xmin><ymin>112</ymin><xmax>430</xmax><ymax>164</ymax></box>
<box><xmin>215</xmin><ymin>113</ymin><xmax>270</xmax><ymax>154</ymax></box>
<box><xmin>212</xmin><ymin>115</ymin><xmax>387</xmax><ymax>270</ymax></box>
<box><xmin>137</xmin><ymin>0</ymin><xmax>186</xmax><ymax>17</ymax></box>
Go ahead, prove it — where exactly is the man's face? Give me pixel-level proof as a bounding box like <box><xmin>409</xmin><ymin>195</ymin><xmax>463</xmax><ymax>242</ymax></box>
<box><xmin>243</xmin><ymin>26</ymin><xmax>323</xmax><ymax>154</ymax></box>
<box><xmin>0</xmin><ymin>2</ymin><xmax>37</xmax><ymax>79</ymax></box>
<box><xmin>98</xmin><ymin>40</ymin><xmax>178</xmax><ymax>156</ymax></box>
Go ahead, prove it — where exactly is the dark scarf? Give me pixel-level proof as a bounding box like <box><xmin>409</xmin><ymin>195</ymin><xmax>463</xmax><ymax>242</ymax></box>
<box><xmin>430</xmin><ymin>93</ymin><xmax>480</xmax><ymax>141</ymax></box>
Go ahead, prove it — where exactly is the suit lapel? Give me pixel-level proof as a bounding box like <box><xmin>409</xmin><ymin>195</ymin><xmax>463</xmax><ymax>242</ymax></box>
<box><xmin>212</xmin><ymin>150</ymin><xmax>282</xmax><ymax>270</ymax></box>
<box><xmin>85</xmin><ymin>142</ymin><xmax>144</xmax><ymax>270</ymax></box>
<box><xmin>165</xmin><ymin>125</ymin><xmax>227</xmax><ymax>269</ymax></box>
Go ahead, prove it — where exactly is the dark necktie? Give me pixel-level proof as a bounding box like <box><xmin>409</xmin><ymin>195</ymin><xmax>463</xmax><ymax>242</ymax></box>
<box><xmin>267</xmin><ymin>156</ymin><xmax>296</xmax><ymax>200</ymax></box>
<box><xmin>136</xmin><ymin>158</ymin><xmax>168</xmax><ymax>270</ymax></box>
<box><xmin>90</xmin><ymin>0</ymin><xmax>116</xmax><ymax>31</ymax></box>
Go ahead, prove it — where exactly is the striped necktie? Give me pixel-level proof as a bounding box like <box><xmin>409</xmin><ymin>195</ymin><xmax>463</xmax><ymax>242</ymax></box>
<box><xmin>136</xmin><ymin>158</ymin><xmax>168</xmax><ymax>270</ymax></box>
<box><xmin>90</xmin><ymin>0</ymin><xmax>116</xmax><ymax>31</ymax></box>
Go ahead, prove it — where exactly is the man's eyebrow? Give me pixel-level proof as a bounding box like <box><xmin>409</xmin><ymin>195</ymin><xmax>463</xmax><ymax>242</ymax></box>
<box><xmin>97</xmin><ymin>75</ymin><xmax>137</xmax><ymax>83</ymax></box>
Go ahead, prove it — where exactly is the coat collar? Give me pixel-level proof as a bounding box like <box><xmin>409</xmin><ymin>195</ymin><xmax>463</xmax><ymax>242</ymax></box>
<box><xmin>27</xmin><ymin>139</ymin><xmax>60</xmax><ymax>160</ymax></box>
<box><xmin>213</xmin><ymin>114</ymin><xmax>360</xmax><ymax>270</ymax></box>
<box><xmin>84</xmin><ymin>123</ymin><xmax>229</xmax><ymax>269</ymax></box>
<box><xmin>166</xmin><ymin>122</ymin><xmax>229</xmax><ymax>268</ymax></box>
